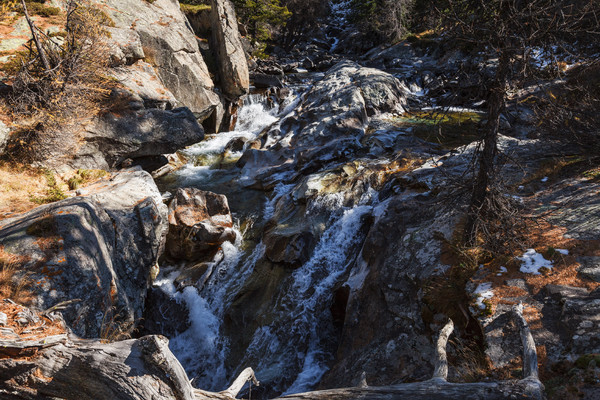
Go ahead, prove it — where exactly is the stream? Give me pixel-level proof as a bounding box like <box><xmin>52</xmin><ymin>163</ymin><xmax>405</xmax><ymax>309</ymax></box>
<box><xmin>155</xmin><ymin>84</ymin><xmax>369</xmax><ymax>395</ymax></box>
<box><xmin>153</xmin><ymin>62</ymin><xmax>484</xmax><ymax>396</ymax></box>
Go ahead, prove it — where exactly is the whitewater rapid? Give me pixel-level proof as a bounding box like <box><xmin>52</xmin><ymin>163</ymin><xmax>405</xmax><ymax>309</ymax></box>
<box><xmin>156</xmin><ymin>90</ymin><xmax>378</xmax><ymax>395</ymax></box>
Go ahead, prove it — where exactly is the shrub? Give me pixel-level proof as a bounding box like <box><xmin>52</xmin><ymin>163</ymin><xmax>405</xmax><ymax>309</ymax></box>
<box><xmin>3</xmin><ymin>0</ymin><xmax>115</xmax><ymax>163</ymax></box>
<box><xmin>31</xmin><ymin>170</ymin><xmax>67</xmax><ymax>204</ymax></box>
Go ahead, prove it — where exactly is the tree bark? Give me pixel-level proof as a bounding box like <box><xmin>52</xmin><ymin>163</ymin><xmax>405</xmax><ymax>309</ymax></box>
<box><xmin>512</xmin><ymin>303</ymin><xmax>539</xmax><ymax>380</ymax></box>
<box><xmin>463</xmin><ymin>49</ymin><xmax>510</xmax><ymax>245</ymax></box>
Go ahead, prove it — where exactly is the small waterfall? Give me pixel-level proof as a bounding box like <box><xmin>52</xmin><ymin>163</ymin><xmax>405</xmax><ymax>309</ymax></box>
<box><xmin>235</xmin><ymin>192</ymin><xmax>376</xmax><ymax>395</ymax></box>
<box><xmin>156</xmin><ymin>88</ymin><xmax>376</xmax><ymax>395</ymax></box>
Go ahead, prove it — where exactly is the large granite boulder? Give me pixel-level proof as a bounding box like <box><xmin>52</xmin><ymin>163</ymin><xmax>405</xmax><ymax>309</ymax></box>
<box><xmin>210</xmin><ymin>0</ymin><xmax>249</xmax><ymax>100</ymax></box>
<box><xmin>75</xmin><ymin>92</ymin><xmax>205</xmax><ymax>169</ymax></box>
<box><xmin>240</xmin><ymin>61</ymin><xmax>409</xmax><ymax>185</ymax></box>
<box><xmin>0</xmin><ymin>169</ymin><xmax>168</xmax><ymax>338</ymax></box>
<box><xmin>166</xmin><ymin>188</ymin><xmax>237</xmax><ymax>261</ymax></box>
<box><xmin>95</xmin><ymin>0</ymin><xmax>220</xmax><ymax>117</ymax></box>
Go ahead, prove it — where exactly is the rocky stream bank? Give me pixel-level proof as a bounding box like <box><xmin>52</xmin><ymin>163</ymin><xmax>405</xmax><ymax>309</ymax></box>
<box><xmin>0</xmin><ymin>0</ymin><xmax>599</xmax><ymax>399</ymax></box>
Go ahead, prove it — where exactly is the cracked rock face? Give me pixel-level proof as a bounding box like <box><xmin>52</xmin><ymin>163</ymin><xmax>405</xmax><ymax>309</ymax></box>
<box><xmin>95</xmin><ymin>0</ymin><xmax>220</xmax><ymax>116</ymax></box>
<box><xmin>210</xmin><ymin>0</ymin><xmax>250</xmax><ymax>100</ymax></box>
<box><xmin>0</xmin><ymin>169</ymin><xmax>168</xmax><ymax>338</ymax></box>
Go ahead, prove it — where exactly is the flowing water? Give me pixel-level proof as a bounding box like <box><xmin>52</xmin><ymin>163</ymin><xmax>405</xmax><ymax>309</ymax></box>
<box><xmin>155</xmin><ymin>89</ymin><xmax>378</xmax><ymax>395</ymax></box>
<box><xmin>154</xmin><ymin>61</ymin><xmax>481</xmax><ymax>395</ymax></box>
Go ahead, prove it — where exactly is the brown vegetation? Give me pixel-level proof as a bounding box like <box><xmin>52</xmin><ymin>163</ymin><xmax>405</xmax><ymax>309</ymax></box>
<box><xmin>0</xmin><ymin>246</ymin><xmax>33</xmax><ymax>305</ymax></box>
<box><xmin>1</xmin><ymin>0</ymin><xmax>116</xmax><ymax>164</ymax></box>
<box><xmin>0</xmin><ymin>300</ymin><xmax>66</xmax><ymax>343</ymax></box>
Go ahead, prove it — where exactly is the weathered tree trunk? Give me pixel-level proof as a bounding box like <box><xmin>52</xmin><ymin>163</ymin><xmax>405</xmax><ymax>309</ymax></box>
<box><xmin>194</xmin><ymin>367</ymin><xmax>259</xmax><ymax>400</ymax></box>
<box><xmin>274</xmin><ymin>380</ymin><xmax>544</xmax><ymax>400</ymax></box>
<box><xmin>0</xmin><ymin>335</ymin><xmax>197</xmax><ymax>400</ymax></box>
<box><xmin>20</xmin><ymin>0</ymin><xmax>51</xmax><ymax>72</ymax></box>
<box><xmin>512</xmin><ymin>302</ymin><xmax>539</xmax><ymax>380</ymax></box>
<box><xmin>464</xmin><ymin>50</ymin><xmax>510</xmax><ymax>245</ymax></box>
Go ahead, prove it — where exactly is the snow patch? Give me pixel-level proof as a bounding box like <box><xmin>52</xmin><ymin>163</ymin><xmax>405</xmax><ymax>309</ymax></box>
<box><xmin>519</xmin><ymin>249</ymin><xmax>553</xmax><ymax>274</ymax></box>
<box><xmin>474</xmin><ymin>282</ymin><xmax>494</xmax><ymax>309</ymax></box>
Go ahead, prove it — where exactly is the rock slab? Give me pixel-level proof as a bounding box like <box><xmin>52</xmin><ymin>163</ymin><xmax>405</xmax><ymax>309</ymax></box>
<box><xmin>210</xmin><ymin>0</ymin><xmax>250</xmax><ymax>100</ymax></box>
<box><xmin>0</xmin><ymin>169</ymin><xmax>168</xmax><ymax>338</ymax></box>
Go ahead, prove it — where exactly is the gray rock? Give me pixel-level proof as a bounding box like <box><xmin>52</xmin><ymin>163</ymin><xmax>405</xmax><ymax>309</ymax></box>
<box><xmin>210</xmin><ymin>0</ymin><xmax>250</xmax><ymax>100</ymax></box>
<box><xmin>548</xmin><ymin>285</ymin><xmax>600</xmax><ymax>355</ymax></box>
<box><xmin>538</xmin><ymin>179</ymin><xmax>600</xmax><ymax>240</ymax></box>
<box><xmin>578</xmin><ymin>256</ymin><xmax>600</xmax><ymax>282</ymax></box>
<box><xmin>105</xmin><ymin>26</ymin><xmax>145</xmax><ymax>66</ymax></box>
<box><xmin>78</xmin><ymin>100</ymin><xmax>204</xmax><ymax>169</ymax></box>
<box><xmin>166</xmin><ymin>188</ymin><xmax>237</xmax><ymax>261</ymax></box>
<box><xmin>323</xmin><ymin>197</ymin><xmax>461</xmax><ymax>387</ymax></box>
<box><xmin>251</xmin><ymin>72</ymin><xmax>284</xmax><ymax>88</ymax></box>
<box><xmin>110</xmin><ymin>62</ymin><xmax>178</xmax><ymax>109</ymax></box>
<box><xmin>94</xmin><ymin>0</ymin><xmax>220</xmax><ymax>116</ymax></box>
<box><xmin>0</xmin><ymin>335</ymin><xmax>196</xmax><ymax>400</ymax></box>
<box><xmin>0</xmin><ymin>169</ymin><xmax>168</xmax><ymax>338</ymax></box>
<box><xmin>241</xmin><ymin>60</ymin><xmax>409</xmax><ymax>182</ymax></box>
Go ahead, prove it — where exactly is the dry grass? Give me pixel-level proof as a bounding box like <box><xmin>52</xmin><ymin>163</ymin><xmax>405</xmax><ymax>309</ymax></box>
<box><xmin>0</xmin><ymin>162</ymin><xmax>49</xmax><ymax>218</ymax></box>
<box><xmin>0</xmin><ymin>246</ymin><xmax>33</xmax><ymax>305</ymax></box>
<box><xmin>99</xmin><ymin>307</ymin><xmax>134</xmax><ymax>343</ymax></box>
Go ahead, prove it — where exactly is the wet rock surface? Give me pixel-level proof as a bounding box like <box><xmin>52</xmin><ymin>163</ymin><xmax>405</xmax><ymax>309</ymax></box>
<box><xmin>0</xmin><ymin>169</ymin><xmax>167</xmax><ymax>338</ymax></box>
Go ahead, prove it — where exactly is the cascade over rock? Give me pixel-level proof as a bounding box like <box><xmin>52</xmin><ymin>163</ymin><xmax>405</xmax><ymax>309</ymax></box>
<box><xmin>239</xmin><ymin>61</ymin><xmax>409</xmax><ymax>187</ymax></box>
<box><xmin>0</xmin><ymin>169</ymin><xmax>167</xmax><ymax>338</ymax></box>
<box><xmin>210</xmin><ymin>0</ymin><xmax>250</xmax><ymax>100</ymax></box>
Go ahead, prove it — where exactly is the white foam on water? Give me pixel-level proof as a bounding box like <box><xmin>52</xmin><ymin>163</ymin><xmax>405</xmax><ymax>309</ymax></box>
<box><xmin>264</xmin><ymin>182</ymin><xmax>296</xmax><ymax>221</ymax></box>
<box><xmin>235</xmin><ymin>94</ymin><xmax>279</xmax><ymax>133</ymax></box>
<box><xmin>282</xmin><ymin>204</ymin><xmax>373</xmax><ymax>394</ymax></box>
<box><xmin>154</xmin><ymin>229</ymin><xmax>264</xmax><ymax>391</ymax></box>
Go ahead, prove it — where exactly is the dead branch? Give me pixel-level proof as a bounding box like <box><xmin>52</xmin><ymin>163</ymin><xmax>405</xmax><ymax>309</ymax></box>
<box><xmin>431</xmin><ymin>319</ymin><xmax>454</xmax><ymax>381</ymax></box>
<box><xmin>20</xmin><ymin>0</ymin><xmax>51</xmax><ymax>72</ymax></box>
<box><xmin>511</xmin><ymin>302</ymin><xmax>539</xmax><ymax>381</ymax></box>
<box><xmin>193</xmin><ymin>367</ymin><xmax>259</xmax><ymax>400</ymax></box>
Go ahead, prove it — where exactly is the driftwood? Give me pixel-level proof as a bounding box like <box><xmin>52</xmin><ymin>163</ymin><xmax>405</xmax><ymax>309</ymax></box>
<box><xmin>275</xmin><ymin>309</ymin><xmax>544</xmax><ymax>400</ymax></box>
<box><xmin>0</xmin><ymin>335</ymin><xmax>198</xmax><ymax>400</ymax></box>
<box><xmin>432</xmin><ymin>319</ymin><xmax>454</xmax><ymax>381</ymax></box>
<box><xmin>511</xmin><ymin>302</ymin><xmax>539</xmax><ymax>380</ymax></box>
<box><xmin>274</xmin><ymin>380</ymin><xmax>544</xmax><ymax>400</ymax></box>
<box><xmin>195</xmin><ymin>367</ymin><xmax>259</xmax><ymax>400</ymax></box>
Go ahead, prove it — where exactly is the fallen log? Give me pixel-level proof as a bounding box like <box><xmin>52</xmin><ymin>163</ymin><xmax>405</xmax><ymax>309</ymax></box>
<box><xmin>275</xmin><ymin>307</ymin><xmax>544</xmax><ymax>400</ymax></box>
<box><xmin>273</xmin><ymin>379</ymin><xmax>544</xmax><ymax>400</ymax></box>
